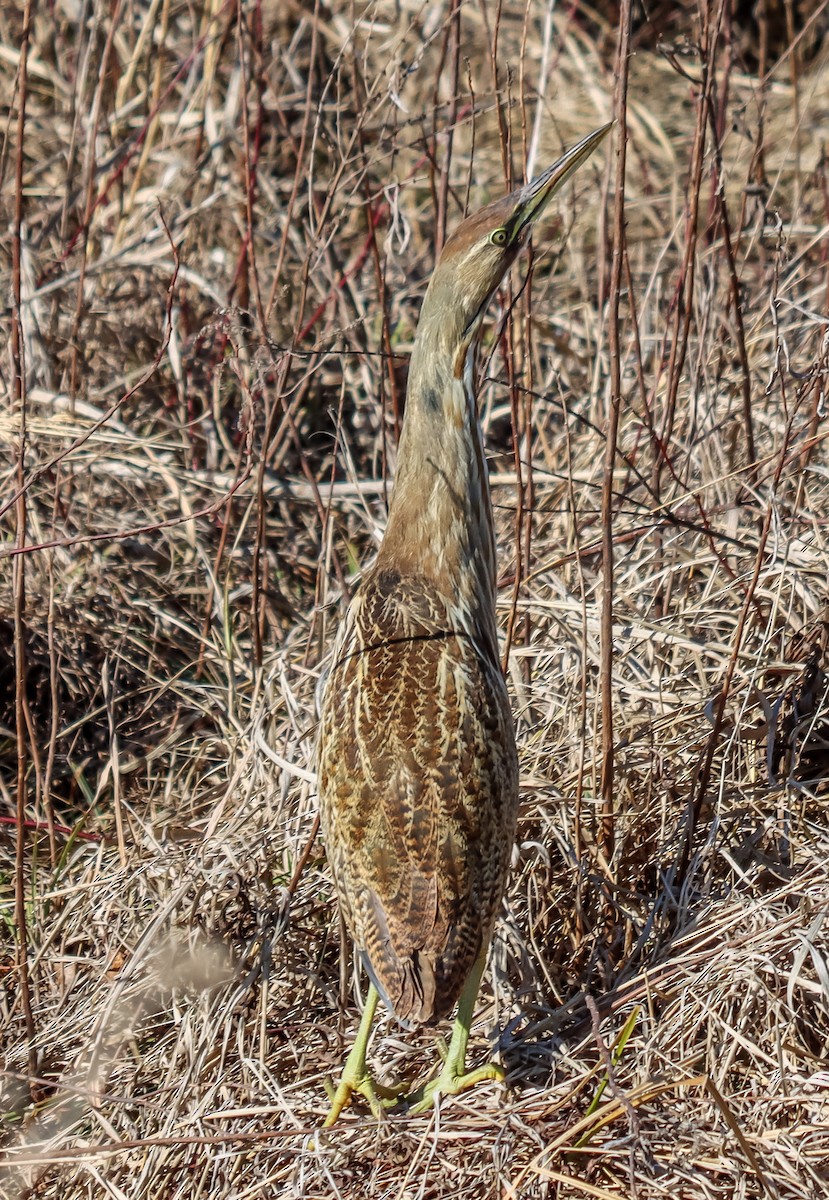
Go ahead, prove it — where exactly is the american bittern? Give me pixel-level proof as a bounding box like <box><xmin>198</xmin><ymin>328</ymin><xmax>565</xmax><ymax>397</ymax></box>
<box><xmin>317</xmin><ymin>125</ymin><xmax>610</xmax><ymax>1125</ymax></box>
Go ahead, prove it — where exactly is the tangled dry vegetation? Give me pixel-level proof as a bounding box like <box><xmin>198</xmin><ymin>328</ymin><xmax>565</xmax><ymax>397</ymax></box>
<box><xmin>2</xmin><ymin>1</ymin><xmax>829</xmax><ymax>1197</ymax></box>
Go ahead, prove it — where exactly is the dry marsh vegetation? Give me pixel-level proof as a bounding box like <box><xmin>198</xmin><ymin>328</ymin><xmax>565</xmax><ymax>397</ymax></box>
<box><xmin>2</xmin><ymin>1</ymin><xmax>829</xmax><ymax>1197</ymax></box>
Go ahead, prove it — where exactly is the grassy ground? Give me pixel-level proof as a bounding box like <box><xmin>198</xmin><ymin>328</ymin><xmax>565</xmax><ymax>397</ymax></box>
<box><xmin>2</xmin><ymin>1</ymin><xmax>829</xmax><ymax>1197</ymax></box>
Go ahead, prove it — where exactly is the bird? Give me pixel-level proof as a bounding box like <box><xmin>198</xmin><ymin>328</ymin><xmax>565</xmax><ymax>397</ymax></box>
<box><xmin>316</xmin><ymin>124</ymin><xmax>611</xmax><ymax>1125</ymax></box>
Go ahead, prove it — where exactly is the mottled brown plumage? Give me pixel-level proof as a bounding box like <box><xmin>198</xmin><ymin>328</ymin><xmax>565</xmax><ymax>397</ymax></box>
<box><xmin>318</xmin><ymin>561</ymin><xmax>517</xmax><ymax>1024</ymax></box>
<box><xmin>316</xmin><ymin>125</ymin><xmax>610</xmax><ymax>1122</ymax></box>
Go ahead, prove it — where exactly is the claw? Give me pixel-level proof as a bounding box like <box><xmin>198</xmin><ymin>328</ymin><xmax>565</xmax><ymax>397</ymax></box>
<box><xmin>404</xmin><ymin>1060</ymin><xmax>505</xmax><ymax>1115</ymax></box>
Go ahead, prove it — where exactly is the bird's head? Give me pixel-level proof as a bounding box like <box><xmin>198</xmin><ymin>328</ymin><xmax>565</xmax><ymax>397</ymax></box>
<box><xmin>422</xmin><ymin>123</ymin><xmax>611</xmax><ymax>356</ymax></box>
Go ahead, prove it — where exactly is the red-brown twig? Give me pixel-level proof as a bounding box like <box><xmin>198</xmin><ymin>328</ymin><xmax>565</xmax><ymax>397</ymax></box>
<box><xmin>11</xmin><ymin>0</ymin><xmax>38</xmax><ymax>1101</ymax></box>
<box><xmin>600</xmin><ymin>0</ymin><xmax>633</xmax><ymax>873</ymax></box>
<box><xmin>67</xmin><ymin>0</ymin><xmax>124</xmax><ymax>410</ymax></box>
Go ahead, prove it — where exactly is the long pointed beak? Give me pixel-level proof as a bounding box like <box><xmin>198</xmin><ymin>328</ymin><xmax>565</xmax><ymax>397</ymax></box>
<box><xmin>508</xmin><ymin>122</ymin><xmax>612</xmax><ymax>244</ymax></box>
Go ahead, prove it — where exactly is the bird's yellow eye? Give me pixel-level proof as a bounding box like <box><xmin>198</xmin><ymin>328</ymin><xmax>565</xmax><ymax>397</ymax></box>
<box><xmin>489</xmin><ymin>227</ymin><xmax>508</xmax><ymax>247</ymax></box>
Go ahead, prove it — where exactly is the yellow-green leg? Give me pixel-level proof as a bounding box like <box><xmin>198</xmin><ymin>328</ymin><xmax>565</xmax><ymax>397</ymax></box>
<box><xmin>404</xmin><ymin>952</ymin><xmax>505</xmax><ymax>1115</ymax></box>
<box><xmin>322</xmin><ymin>985</ymin><xmax>405</xmax><ymax>1127</ymax></box>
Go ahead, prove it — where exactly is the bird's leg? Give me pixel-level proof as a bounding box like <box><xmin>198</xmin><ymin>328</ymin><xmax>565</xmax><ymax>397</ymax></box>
<box><xmin>404</xmin><ymin>951</ymin><xmax>505</xmax><ymax>1115</ymax></box>
<box><xmin>322</xmin><ymin>985</ymin><xmax>405</xmax><ymax>1127</ymax></box>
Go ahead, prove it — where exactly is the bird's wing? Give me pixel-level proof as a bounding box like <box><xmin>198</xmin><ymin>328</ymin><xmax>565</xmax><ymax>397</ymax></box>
<box><xmin>317</xmin><ymin>568</ymin><xmax>518</xmax><ymax>1022</ymax></box>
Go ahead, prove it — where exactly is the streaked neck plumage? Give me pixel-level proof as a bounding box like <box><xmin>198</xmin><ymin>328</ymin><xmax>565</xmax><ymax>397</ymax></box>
<box><xmin>377</xmin><ymin>279</ymin><xmax>498</xmax><ymax>659</ymax></box>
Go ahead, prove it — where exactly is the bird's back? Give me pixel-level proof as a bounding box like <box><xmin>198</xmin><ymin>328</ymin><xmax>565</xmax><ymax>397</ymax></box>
<box><xmin>317</xmin><ymin>564</ymin><xmax>519</xmax><ymax>1025</ymax></box>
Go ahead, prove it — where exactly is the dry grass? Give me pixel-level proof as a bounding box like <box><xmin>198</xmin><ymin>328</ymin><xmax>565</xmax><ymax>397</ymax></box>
<box><xmin>2</xmin><ymin>1</ymin><xmax>829</xmax><ymax>1197</ymax></box>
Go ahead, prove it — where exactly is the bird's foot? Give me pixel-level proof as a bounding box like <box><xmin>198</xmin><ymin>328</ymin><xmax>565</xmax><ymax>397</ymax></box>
<box><xmin>322</xmin><ymin>1071</ymin><xmax>407</xmax><ymax>1127</ymax></box>
<box><xmin>403</xmin><ymin>1058</ymin><xmax>506</xmax><ymax>1116</ymax></box>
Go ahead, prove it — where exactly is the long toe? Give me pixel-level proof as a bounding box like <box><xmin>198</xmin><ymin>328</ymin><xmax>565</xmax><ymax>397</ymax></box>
<box><xmin>405</xmin><ymin>1060</ymin><xmax>506</xmax><ymax>1116</ymax></box>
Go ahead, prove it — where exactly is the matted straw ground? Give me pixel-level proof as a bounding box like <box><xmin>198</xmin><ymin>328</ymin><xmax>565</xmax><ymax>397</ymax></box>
<box><xmin>2</xmin><ymin>2</ymin><xmax>829</xmax><ymax>1197</ymax></box>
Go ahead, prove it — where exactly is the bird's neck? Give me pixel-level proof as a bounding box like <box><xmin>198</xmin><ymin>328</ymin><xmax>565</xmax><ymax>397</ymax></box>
<box><xmin>377</xmin><ymin>315</ymin><xmax>498</xmax><ymax>654</ymax></box>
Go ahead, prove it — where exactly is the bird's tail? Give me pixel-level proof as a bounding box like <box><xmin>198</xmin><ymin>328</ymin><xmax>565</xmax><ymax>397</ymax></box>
<box><xmin>361</xmin><ymin>948</ymin><xmax>438</xmax><ymax>1027</ymax></box>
